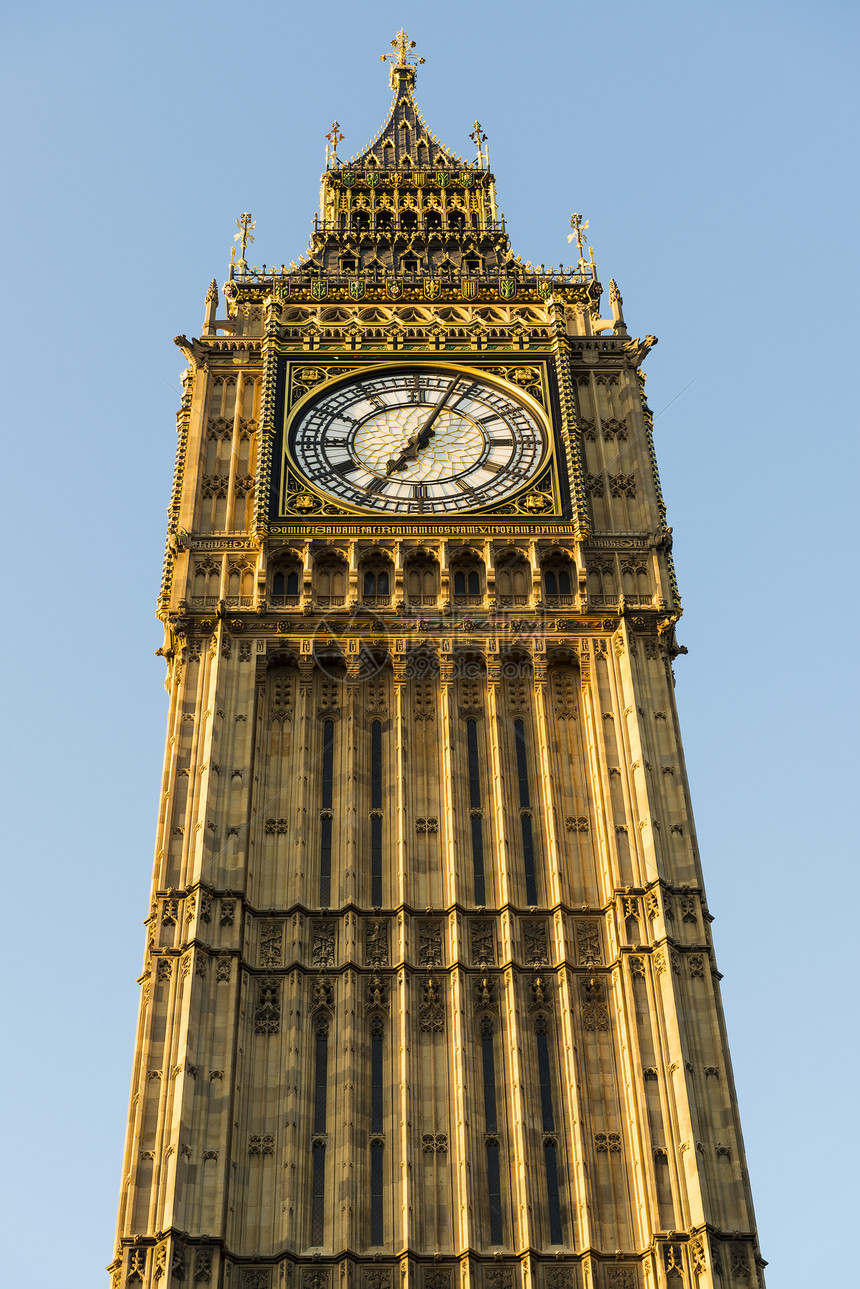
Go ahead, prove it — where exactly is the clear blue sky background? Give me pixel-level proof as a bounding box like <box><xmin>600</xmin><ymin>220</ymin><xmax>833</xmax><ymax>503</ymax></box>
<box><xmin>2</xmin><ymin>3</ymin><xmax>857</xmax><ymax>1285</ymax></box>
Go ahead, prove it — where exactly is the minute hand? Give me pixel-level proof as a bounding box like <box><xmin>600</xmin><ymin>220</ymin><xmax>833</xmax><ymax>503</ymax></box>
<box><xmin>385</xmin><ymin>377</ymin><xmax>460</xmax><ymax>475</ymax></box>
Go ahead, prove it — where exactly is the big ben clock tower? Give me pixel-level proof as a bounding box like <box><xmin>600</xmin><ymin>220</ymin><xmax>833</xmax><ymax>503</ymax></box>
<box><xmin>110</xmin><ymin>32</ymin><xmax>766</xmax><ymax>1289</ymax></box>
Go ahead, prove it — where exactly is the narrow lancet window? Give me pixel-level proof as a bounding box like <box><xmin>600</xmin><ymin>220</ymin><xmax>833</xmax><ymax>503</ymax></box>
<box><xmin>536</xmin><ymin>1017</ymin><xmax>563</xmax><ymax>1244</ymax></box>
<box><xmin>466</xmin><ymin>719</ymin><xmax>486</xmax><ymax>904</ymax></box>
<box><xmin>481</xmin><ymin>1016</ymin><xmax>503</xmax><ymax>1244</ymax></box>
<box><xmin>370</xmin><ymin>720</ymin><xmax>383</xmax><ymax>906</ymax></box>
<box><xmin>311</xmin><ymin>1016</ymin><xmax>329</xmax><ymax>1244</ymax></box>
<box><xmin>320</xmin><ymin>720</ymin><xmax>335</xmax><ymax>905</ymax></box>
<box><xmin>370</xmin><ymin>1015</ymin><xmax>385</xmax><ymax>1244</ymax></box>
<box><xmin>514</xmin><ymin>719</ymin><xmax>538</xmax><ymax>905</ymax></box>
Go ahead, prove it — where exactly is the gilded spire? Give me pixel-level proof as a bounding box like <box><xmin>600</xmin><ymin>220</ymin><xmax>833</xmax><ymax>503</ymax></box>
<box><xmin>380</xmin><ymin>28</ymin><xmax>424</xmax><ymax>90</ymax></box>
<box><xmin>232</xmin><ymin>212</ymin><xmax>256</xmax><ymax>268</ymax></box>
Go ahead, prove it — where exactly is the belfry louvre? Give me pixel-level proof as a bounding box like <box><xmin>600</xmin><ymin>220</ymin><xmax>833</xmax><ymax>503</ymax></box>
<box><xmin>109</xmin><ymin>31</ymin><xmax>766</xmax><ymax>1289</ymax></box>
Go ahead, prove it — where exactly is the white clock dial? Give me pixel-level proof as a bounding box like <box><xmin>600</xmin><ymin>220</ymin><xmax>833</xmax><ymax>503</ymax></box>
<box><xmin>288</xmin><ymin>368</ymin><xmax>546</xmax><ymax>514</ymax></box>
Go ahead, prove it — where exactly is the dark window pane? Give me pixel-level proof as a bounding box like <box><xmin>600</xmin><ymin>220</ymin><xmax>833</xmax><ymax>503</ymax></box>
<box><xmin>558</xmin><ymin>569</ymin><xmax>571</xmax><ymax>594</ymax></box>
<box><xmin>371</xmin><ymin>1141</ymin><xmax>384</xmax><ymax>1244</ymax></box>
<box><xmin>486</xmin><ymin>1141</ymin><xmax>503</xmax><ymax>1244</ymax></box>
<box><xmin>273</xmin><ymin>571</ymin><xmax>285</xmax><ymax>596</ymax></box>
<box><xmin>287</xmin><ymin>571</ymin><xmax>299</xmax><ymax>595</ymax></box>
<box><xmin>544</xmin><ymin>1142</ymin><xmax>563</xmax><ymax>1243</ymax></box>
<box><xmin>481</xmin><ymin>1031</ymin><xmax>497</xmax><ymax>1131</ymax></box>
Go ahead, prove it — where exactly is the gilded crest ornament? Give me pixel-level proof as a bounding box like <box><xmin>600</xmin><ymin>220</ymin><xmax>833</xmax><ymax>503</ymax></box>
<box><xmin>436</xmin><ymin>170</ymin><xmax>450</xmax><ymax>186</ymax></box>
<box><xmin>461</xmin><ymin>279</ymin><xmax>478</xmax><ymax>299</ymax></box>
<box><xmin>366</xmin><ymin>172</ymin><xmax>380</xmax><ymax>188</ymax></box>
<box><xmin>291</xmin><ymin>493</ymin><xmax>319</xmax><ymax>513</ymax></box>
<box><xmin>342</xmin><ymin>171</ymin><xmax>356</xmax><ymax>187</ymax></box>
<box><xmin>349</xmin><ymin>279</ymin><xmax>366</xmax><ymax>300</ymax></box>
<box><xmin>460</xmin><ymin>170</ymin><xmax>474</xmax><ymax>188</ymax></box>
<box><xmin>537</xmin><ymin>278</ymin><xmax>553</xmax><ymax>298</ymax></box>
<box><xmin>423</xmin><ymin>278</ymin><xmax>441</xmax><ymax>299</ymax></box>
<box><xmin>311</xmin><ymin>279</ymin><xmax>328</xmax><ymax>300</ymax></box>
<box><xmin>499</xmin><ymin>278</ymin><xmax>517</xmax><ymax>300</ymax></box>
<box><xmin>274</xmin><ymin>281</ymin><xmax>290</xmax><ymax>300</ymax></box>
<box><xmin>386</xmin><ymin>279</ymin><xmax>403</xmax><ymax>299</ymax></box>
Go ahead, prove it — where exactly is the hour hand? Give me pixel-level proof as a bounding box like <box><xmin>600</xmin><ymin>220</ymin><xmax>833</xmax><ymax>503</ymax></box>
<box><xmin>386</xmin><ymin>423</ymin><xmax>434</xmax><ymax>474</ymax></box>
<box><xmin>385</xmin><ymin>376</ymin><xmax>460</xmax><ymax>475</ymax></box>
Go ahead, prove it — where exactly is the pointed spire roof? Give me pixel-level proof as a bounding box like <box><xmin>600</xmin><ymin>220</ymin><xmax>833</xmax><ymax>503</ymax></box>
<box><xmin>341</xmin><ymin>30</ymin><xmax>464</xmax><ymax>171</ymax></box>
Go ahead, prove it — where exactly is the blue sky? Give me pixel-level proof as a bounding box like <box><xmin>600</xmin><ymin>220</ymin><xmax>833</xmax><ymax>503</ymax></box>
<box><xmin>2</xmin><ymin>2</ymin><xmax>858</xmax><ymax>1285</ymax></box>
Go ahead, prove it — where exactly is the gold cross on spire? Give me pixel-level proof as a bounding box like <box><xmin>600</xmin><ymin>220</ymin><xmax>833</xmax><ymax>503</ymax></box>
<box><xmin>381</xmin><ymin>29</ymin><xmax>425</xmax><ymax>69</ymax></box>
<box><xmin>567</xmin><ymin>212</ymin><xmax>589</xmax><ymax>262</ymax></box>
<box><xmin>326</xmin><ymin>121</ymin><xmax>344</xmax><ymax>156</ymax></box>
<box><xmin>470</xmin><ymin>121</ymin><xmax>487</xmax><ymax>151</ymax></box>
<box><xmin>233</xmin><ymin>212</ymin><xmax>256</xmax><ymax>263</ymax></box>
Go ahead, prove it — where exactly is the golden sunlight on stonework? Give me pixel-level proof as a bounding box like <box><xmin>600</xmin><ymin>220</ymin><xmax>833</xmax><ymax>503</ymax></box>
<box><xmin>109</xmin><ymin>29</ymin><xmax>766</xmax><ymax>1289</ymax></box>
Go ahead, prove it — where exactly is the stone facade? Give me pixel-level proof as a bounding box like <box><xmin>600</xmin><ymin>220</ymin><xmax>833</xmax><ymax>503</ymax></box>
<box><xmin>109</xmin><ymin>33</ymin><xmax>765</xmax><ymax>1289</ymax></box>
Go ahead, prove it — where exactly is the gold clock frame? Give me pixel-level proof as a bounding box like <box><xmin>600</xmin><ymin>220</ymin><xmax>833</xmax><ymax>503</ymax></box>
<box><xmin>275</xmin><ymin>358</ymin><xmax>563</xmax><ymax>523</ymax></box>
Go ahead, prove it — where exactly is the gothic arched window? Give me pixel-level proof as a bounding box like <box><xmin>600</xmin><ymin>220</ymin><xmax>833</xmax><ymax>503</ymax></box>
<box><xmin>315</xmin><ymin>554</ymin><xmax>347</xmax><ymax>606</ymax></box>
<box><xmin>496</xmin><ymin>555</ymin><xmax>530</xmax><ymax>604</ymax></box>
<box><xmin>542</xmin><ymin>555</ymin><xmax>575</xmax><ymax>604</ymax></box>
<box><xmin>361</xmin><ymin>556</ymin><xmax>393</xmax><ymax>604</ymax></box>
<box><xmin>405</xmin><ymin>557</ymin><xmax>438</xmax><ymax>605</ymax></box>
<box><xmin>452</xmin><ymin>558</ymin><xmax>483</xmax><ymax>603</ymax></box>
<box><xmin>271</xmin><ymin>561</ymin><xmax>301</xmax><ymax>605</ymax></box>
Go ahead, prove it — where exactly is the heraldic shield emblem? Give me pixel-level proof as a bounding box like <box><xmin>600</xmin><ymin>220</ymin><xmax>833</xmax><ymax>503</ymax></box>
<box><xmin>460</xmin><ymin>170</ymin><xmax>474</xmax><ymax>188</ymax></box>
<box><xmin>349</xmin><ymin>279</ymin><xmax>366</xmax><ymax>300</ymax></box>
<box><xmin>311</xmin><ymin>279</ymin><xmax>328</xmax><ymax>300</ymax></box>
<box><xmin>342</xmin><ymin>171</ymin><xmax>356</xmax><ymax>187</ymax></box>
<box><xmin>366</xmin><ymin>172</ymin><xmax>380</xmax><ymax>188</ymax></box>
<box><xmin>386</xmin><ymin>279</ymin><xmax>403</xmax><ymax>299</ymax></box>
<box><xmin>537</xmin><ymin>278</ymin><xmax>553</xmax><ymax>299</ymax></box>
<box><xmin>436</xmin><ymin>170</ymin><xmax>450</xmax><ymax>187</ymax></box>
<box><xmin>461</xmin><ymin>278</ymin><xmax>478</xmax><ymax>299</ymax></box>
<box><xmin>499</xmin><ymin>278</ymin><xmax>517</xmax><ymax>300</ymax></box>
<box><xmin>424</xmin><ymin>278</ymin><xmax>441</xmax><ymax>299</ymax></box>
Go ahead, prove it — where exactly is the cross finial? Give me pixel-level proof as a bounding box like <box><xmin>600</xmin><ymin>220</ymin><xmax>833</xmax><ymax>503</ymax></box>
<box><xmin>380</xmin><ymin>29</ymin><xmax>424</xmax><ymax>74</ymax></box>
<box><xmin>470</xmin><ymin>120</ymin><xmax>487</xmax><ymax>152</ymax></box>
<box><xmin>567</xmin><ymin>212</ymin><xmax>590</xmax><ymax>264</ymax></box>
<box><xmin>233</xmin><ymin>212</ymin><xmax>256</xmax><ymax>264</ymax></box>
<box><xmin>326</xmin><ymin>121</ymin><xmax>344</xmax><ymax>157</ymax></box>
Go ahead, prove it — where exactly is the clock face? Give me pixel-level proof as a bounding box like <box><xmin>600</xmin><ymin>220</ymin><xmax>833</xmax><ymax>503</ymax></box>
<box><xmin>288</xmin><ymin>367</ymin><xmax>546</xmax><ymax>514</ymax></box>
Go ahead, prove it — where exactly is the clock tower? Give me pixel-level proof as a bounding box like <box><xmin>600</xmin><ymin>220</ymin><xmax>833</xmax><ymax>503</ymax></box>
<box><xmin>110</xmin><ymin>32</ymin><xmax>766</xmax><ymax>1289</ymax></box>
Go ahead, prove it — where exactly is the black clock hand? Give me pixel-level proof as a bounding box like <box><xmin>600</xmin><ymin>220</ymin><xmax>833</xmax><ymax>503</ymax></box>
<box><xmin>386</xmin><ymin>376</ymin><xmax>460</xmax><ymax>474</ymax></box>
